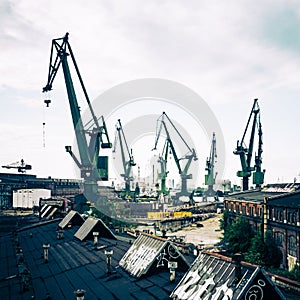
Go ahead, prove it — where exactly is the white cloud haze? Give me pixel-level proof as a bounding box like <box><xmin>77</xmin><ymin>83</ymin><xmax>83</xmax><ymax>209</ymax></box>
<box><xmin>1</xmin><ymin>0</ymin><xmax>300</xmax><ymax>187</ymax></box>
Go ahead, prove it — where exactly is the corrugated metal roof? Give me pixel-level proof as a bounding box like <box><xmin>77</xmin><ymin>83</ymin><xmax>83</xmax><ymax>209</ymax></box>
<box><xmin>58</xmin><ymin>210</ymin><xmax>84</xmax><ymax>229</ymax></box>
<box><xmin>170</xmin><ymin>252</ymin><xmax>286</xmax><ymax>300</ymax></box>
<box><xmin>119</xmin><ymin>233</ymin><xmax>189</xmax><ymax>278</ymax></box>
<box><xmin>74</xmin><ymin>217</ymin><xmax>116</xmax><ymax>241</ymax></box>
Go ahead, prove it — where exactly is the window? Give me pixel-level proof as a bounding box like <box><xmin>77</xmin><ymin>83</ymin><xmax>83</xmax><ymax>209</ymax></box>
<box><xmin>242</xmin><ymin>205</ymin><xmax>246</xmax><ymax>214</ymax></box>
<box><xmin>287</xmin><ymin>212</ymin><xmax>291</xmax><ymax>223</ymax></box>
<box><xmin>258</xmin><ymin>208</ymin><xmax>262</xmax><ymax>217</ymax></box>
<box><xmin>291</xmin><ymin>212</ymin><xmax>297</xmax><ymax>224</ymax></box>
<box><xmin>279</xmin><ymin>210</ymin><xmax>283</xmax><ymax>222</ymax></box>
<box><xmin>274</xmin><ymin>231</ymin><xmax>283</xmax><ymax>247</ymax></box>
<box><xmin>288</xmin><ymin>235</ymin><xmax>297</xmax><ymax>257</ymax></box>
<box><xmin>268</xmin><ymin>208</ymin><xmax>273</xmax><ymax>220</ymax></box>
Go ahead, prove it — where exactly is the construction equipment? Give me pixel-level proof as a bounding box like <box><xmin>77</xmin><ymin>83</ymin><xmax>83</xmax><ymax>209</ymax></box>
<box><xmin>153</xmin><ymin>112</ymin><xmax>198</xmax><ymax>196</ymax></box>
<box><xmin>113</xmin><ymin>119</ymin><xmax>136</xmax><ymax>197</ymax></box>
<box><xmin>2</xmin><ymin>159</ymin><xmax>32</xmax><ymax>173</ymax></box>
<box><xmin>156</xmin><ymin>140</ymin><xmax>170</xmax><ymax>195</ymax></box>
<box><xmin>42</xmin><ymin>33</ymin><xmax>112</xmax><ymax>198</ymax></box>
<box><xmin>234</xmin><ymin>99</ymin><xmax>264</xmax><ymax>191</ymax></box>
<box><xmin>205</xmin><ymin>132</ymin><xmax>217</xmax><ymax>194</ymax></box>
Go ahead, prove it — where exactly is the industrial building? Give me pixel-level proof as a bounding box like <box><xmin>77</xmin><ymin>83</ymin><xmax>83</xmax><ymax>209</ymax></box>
<box><xmin>0</xmin><ymin>172</ymin><xmax>82</xmax><ymax>209</ymax></box>
<box><xmin>224</xmin><ymin>183</ymin><xmax>300</xmax><ymax>271</ymax></box>
<box><xmin>1</xmin><ymin>210</ymin><xmax>298</xmax><ymax>299</ymax></box>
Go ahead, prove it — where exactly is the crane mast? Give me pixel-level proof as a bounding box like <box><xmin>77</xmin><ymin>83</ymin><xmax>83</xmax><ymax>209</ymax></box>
<box><xmin>156</xmin><ymin>140</ymin><xmax>170</xmax><ymax>195</ymax></box>
<box><xmin>42</xmin><ymin>33</ymin><xmax>112</xmax><ymax>198</ymax></box>
<box><xmin>234</xmin><ymin>99</ymin><xmax>264</xmax><ymax>191</ymax></box>
<box><xmin>113</xmin><ymin>119</ymin><xmax>136</xmax><ymax>197</ymax></box>
<box><xmin>153</xmin><ymin>112</ymin><xmax>197</xmax><ymax>196</ymax></box>
<box><xmin>205</xmin><ymin>132</ymin><xmax>217</xmax><ymax>194</ymax></box>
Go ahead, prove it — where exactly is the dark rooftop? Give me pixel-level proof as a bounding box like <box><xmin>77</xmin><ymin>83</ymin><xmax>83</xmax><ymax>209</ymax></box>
<box><xmin>267</xmin><ymin>190</ymin><xmax>300</xmax><ymax>208</ymax></box>
<box><xmin>226</xmin><ymin>183</ymin><xmax>300</xmax><ymax>203</ymax></box>
<box><xmin>0</xmin><ymin>213</ymin><xmax>191</xmax><ymax>299</ymax></box>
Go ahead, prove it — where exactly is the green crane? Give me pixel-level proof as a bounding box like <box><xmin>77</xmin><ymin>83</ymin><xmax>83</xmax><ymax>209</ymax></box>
<box><xmin>42</xmin><ymin>33</ymin><xmax>112</xmax><ymax>199</ymax></box>
<box><xmin>113</xmin><ymin>119</ymin><xmax>136</xmax><ymax>198</ymax></box>
<box><xmin>153</xmin><ymin>112</ymin><xmax>197</xmax><ymax>196</ymax></box>
<box><xmin>234</xmin><ymin>99</ymin><xmax>264</xmax><ymax>191</ymax></box>
<box><xmin>205</xmin><ymin>132</ymin><xmax>217</xmax><ymax>194</ymax></box>
<box><xmin>156</xmin><ymin>139</ymin><xmax>170</xmax><ymax>195</ymax></box>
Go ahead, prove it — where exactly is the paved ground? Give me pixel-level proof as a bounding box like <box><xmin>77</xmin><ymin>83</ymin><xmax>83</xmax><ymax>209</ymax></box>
<box><xmin>170</xmin><ymin>214</ymin><xmax>223</xmax><ymax>247</ymax></box>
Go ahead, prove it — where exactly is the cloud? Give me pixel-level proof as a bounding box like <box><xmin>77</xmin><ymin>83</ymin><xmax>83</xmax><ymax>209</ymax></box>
<box><xmin>0</xmin><ymin>0</ymin><xmax>300</xmax><ymax>183</ymax></box>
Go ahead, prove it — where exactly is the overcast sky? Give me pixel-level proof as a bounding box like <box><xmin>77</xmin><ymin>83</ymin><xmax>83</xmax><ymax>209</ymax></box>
<box><xmin>1</xmin><ymin>0</ymin><xmax>300</xmax><ymax>188</ymax></box>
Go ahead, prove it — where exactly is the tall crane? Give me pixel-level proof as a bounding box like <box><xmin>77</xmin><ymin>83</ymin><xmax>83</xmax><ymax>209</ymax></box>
<box><xmin>156</xmin><ymin>140</ymin><xmax>170</xmax><ymax>195</ymax></box>
<box><xmin>205</xmin><ymin>132</ymin><xmax>217</xmax><ymax>194</ymax></box>
<box><xmin>2</xmin><ymin>159</ymin><xmax>32</xmax><ymax>173</ymax></box>
<box><xmin>153</xmin><ymin>112</ymin><xmax>198</xmax><ymax>196</ymax></box>
<box><xmin>42</xmin><ymin>33</ymin><xmax>112</xmax><ymax>199</ymax></box>
<box><xmin>234</xmin><ymin>99</ymin><xmax>264</xmax><ymax>191</ymax></box>
<box><xmin>113</xmin><ymin>119</ymin><xmax>136</xmax><ymax>197</ymax></box>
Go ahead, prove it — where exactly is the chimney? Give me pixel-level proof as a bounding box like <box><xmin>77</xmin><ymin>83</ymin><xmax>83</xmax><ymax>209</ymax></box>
<box><xmin>104</xmin><ymin>249</ymin><xmax>113</xmax><ymax>275</ymax></box>
<box><xmin>168</xmin><ymin>261</ymin><xmax>178</xmax><ymax>282</ymax></box>
<box><xmin>93</xmin><ymin>232</ymin><xmax>99</xmax><ymax>248</ymax></box>
<box><xmin>232</xmin><ymin>253</ymin><xmax>243</xmax><ymax>283</ymax></box>
<box><xmin>57</xmin><ymin>229</ymin><xmax>64</xmax><ymax>240</ymax></box>
<box><xmin>43</xmin><ymin>244</ymin><xmax>51</xmax><ymax>263</ymax></box>
<box><xmin>75</xmin><ymin>289</ymin><xmax>85</xmax><ymax>300</ymax></box>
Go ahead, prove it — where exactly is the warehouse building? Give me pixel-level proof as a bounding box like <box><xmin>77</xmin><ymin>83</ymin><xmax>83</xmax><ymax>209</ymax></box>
<box><xmin>224</xmin><ymin>184</ymin><xmax>300</xmax><ymax>271</ymax></box>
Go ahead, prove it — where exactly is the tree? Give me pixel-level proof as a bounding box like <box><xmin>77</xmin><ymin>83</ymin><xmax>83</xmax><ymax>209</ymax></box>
<box><xmin>245</xmin><ymin>230</ymin><xmax>282</xmax><ymax>268</ymax></box>
<box><xmin>222</xmin><ymin>216</ymin><xmax>254</xmax><ymax>254</ymax></box>
<box><xmin>219</xmin><ymin>209</ymin><xmax>230</xmax><ymax>231</ymax></box>
<box><xmin>262</xmin><ymin>231</ymin><xmax>282</xmax><ymax>268</ymax></box>
<box><xmin>245</xmin><ymin>231</ymin><xmax>265</xmax><ymax>265</ymax></box>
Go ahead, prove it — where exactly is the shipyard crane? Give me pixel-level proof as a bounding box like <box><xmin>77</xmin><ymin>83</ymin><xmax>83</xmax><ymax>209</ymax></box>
<box><xmin>156</xmin><ymin>140</ymin><xmax>170</xmax><ymax>195</ymax></box>
<box><xmin>233</xmin><ymin>99</ymin><xmax>264</xmax><ymax>191</ymax></box>
<box><xmin>205</xmin><ymin>132</ymin><xmax>217</xmax><ymax>194</ymax></box>
<box><xmin>153</xmin><ymin>112</ymin><xmax>198</xmax><ymax>196</ymax></box>
<box><xmin>42</xmin><ymin>33</ymin><xmax>112</xmax><ymax>199</ymax></box>
<box><xmin>113</xmin><ymin>119</ymin><xmax>136</xmax><ymax>197</ymax></box>
<box><xmin>2</xmin><ymin>159</ymin><xmax>32</xmax><ymax>173</ymax></box>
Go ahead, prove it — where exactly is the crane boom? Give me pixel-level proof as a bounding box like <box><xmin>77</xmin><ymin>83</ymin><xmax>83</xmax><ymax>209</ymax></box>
<box><xmin>42</xmin><ymin>33</ymin><xmax>112</xmax><ymax>197</ymax></box>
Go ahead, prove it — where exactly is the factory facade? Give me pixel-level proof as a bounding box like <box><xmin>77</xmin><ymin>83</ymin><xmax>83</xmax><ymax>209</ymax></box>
<box><xmin>0</xmin><ymin>172</ymin><xmax>82</xmax><ymax>209</ymax></box>
<box><xmin>224</xmin><ymin>184</ymin><xmax>300</xmax><ymax>271</ymax></box>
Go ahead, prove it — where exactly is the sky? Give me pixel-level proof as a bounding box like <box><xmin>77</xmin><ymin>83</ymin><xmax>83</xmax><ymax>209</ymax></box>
<box><xmin>1</xmin><ymin>0</ymin><xmax>300</xmax><ymax>189</ymax></box>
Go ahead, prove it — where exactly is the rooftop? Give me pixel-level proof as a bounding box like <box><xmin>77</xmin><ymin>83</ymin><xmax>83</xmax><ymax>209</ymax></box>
<box><xmin>0</xmin><ymin>212</ymin><xmax>192</xmax><ymax>300</ymax></box>
<box><xmin>226</xmin><ymin>183</ymin><xmax>300</xmax><ymax>203</ymax></box>
<box><xmin>0</xmin><ymin>211</ymin><xmax>298</xmax><ymax>299</ymax></box>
